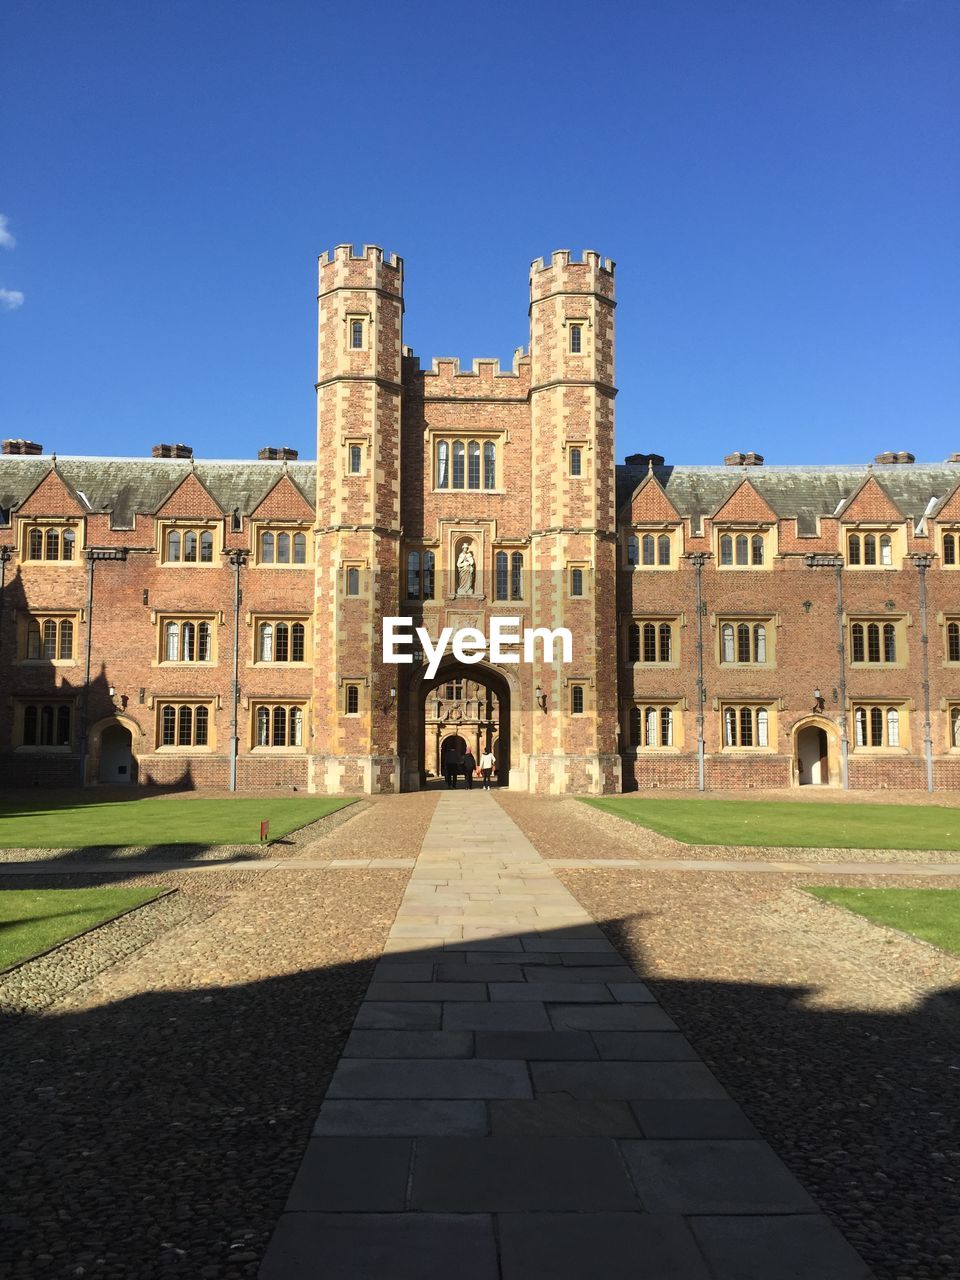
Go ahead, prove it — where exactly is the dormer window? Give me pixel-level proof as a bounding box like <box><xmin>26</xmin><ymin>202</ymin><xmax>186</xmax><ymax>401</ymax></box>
<box><xmin>942</xmin><ymin>530</ymin><xmax>958</xmax><ymax>567</ymax></box>
<box><xmin>845</xmin><ymin>528</ymin><xmax>901</xmax><ymax>568</ymax></box>
<box><xmin>256</xmin><ymin>527</ymin><xmax>308</xmax><ymax>566</ymax></box>
<box><xmin>162</xmin><ymin>525</ymin><xmax>216</xmax><ymax>564</ymax></box>
<box><xmin>718</xmin><ymin>531</ymin><xmax>767</xmax><ymax>568</ymax></box>
<box><xmin>25</xmin><ymin>524</ymin><xmax>79</xmax><ymax>562</ymax></box>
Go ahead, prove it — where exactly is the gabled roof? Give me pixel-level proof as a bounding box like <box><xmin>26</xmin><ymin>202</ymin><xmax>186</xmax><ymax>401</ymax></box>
<box><xmin>834</xmin><ymin>473</ymin><xmax>905</xmax><ymax>524</ymax></box>
<box><xmin>623</xmin><ymin>470</ymin><xmax>682</xmax><ymax>523</ymax></box>
<box><xmin>710</xmin><ymin>478</ymin><xmax>779</xmax><ymax>524</ymax></box>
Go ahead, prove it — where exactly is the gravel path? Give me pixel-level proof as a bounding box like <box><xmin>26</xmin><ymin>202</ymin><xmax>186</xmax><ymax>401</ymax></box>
<box><xmin>497</xmin><ymin>791</ymin><xmax>960</xmax><ymax>864</ymax></box>
<box><xmin>0</xmin><ymin>864</ymin><xmax>409</xmax><ymax>1280</ymax></box>
<box><xmin>548</xmin><ymin>862</ymin><xmax>960</xmax><ymax>1280</ymax></box>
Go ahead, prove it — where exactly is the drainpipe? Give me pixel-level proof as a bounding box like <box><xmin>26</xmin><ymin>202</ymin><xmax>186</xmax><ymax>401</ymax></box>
<box><xmin>0</xmin><ymin>545</ymin><xmax>12</xmax><ymax>666</ymax></box>
<box><xmin>225</xmin><ymin>548</ymin><xmax>248</xmax><ymax>792</ymax></box>
<box><xmin>79</xmin><ymin>547</ymin><xmax>128</xmax><ymax>785</ymax></box>
<box><xmin>805</xmin><ymin>554</ymin><xmax>848</xmax><ymax>789</ymax></box>
<box><xmin>689</xmin><ymin>552</ymin><xmax>712</xmax><ymax>792</ymax></box>
<box><xmin>910</xmin><ymin>554</ymin><xmax>935</xmax><ymax>793</ymax></box>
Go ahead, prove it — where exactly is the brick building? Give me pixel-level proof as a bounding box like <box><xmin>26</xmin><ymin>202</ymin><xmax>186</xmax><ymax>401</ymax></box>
<box><xmin>1</xmin><ymin>245</ymin><xmax>959</xmax><ymax>794</ymax></box>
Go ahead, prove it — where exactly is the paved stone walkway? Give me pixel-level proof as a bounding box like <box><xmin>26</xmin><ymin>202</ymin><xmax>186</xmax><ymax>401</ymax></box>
<box><xmin>259</xmin><ymin>792</ymin><xmax>872</xmax><ymax>1279</ymax></box>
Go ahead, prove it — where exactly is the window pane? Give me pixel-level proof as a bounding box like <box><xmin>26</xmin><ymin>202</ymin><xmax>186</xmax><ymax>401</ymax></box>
<box><xmin>571</xmin><ymin>686</ymin><xmax>584</xmax><ymax>714</ymax></box>
<box><xmin>261</xmin><ymin>531</ymin><xmax>275</xmax><ymax>563</ymax></box>
<box><xmin>57</xmin><ymin>705</ymin><xmax>71</xmax><ymax>746</ymax></box>
<box><xmin>60</xmin><ymin>619</ymin><xmax>73</xmax><ymax>660</ymax></box>
<box><xmin>660</xmin><ymin>707</ymin><xmax>673</xmax><ymax>746</ymax></box>
<box><xmin>949</xmin><ymin>623</ymin><xmax>960</xmax><ymax>663</ymax></box>
<box><xmin>260</xmin><ymin>622</ymin><xmax>273</xmax><ymax>661</ymax></box>
<box><xmin>570</xmin><ymin>324</ymin><xmax>582</xmax><ymax>353</ymax></box>
<box><xmin>165</xmin><ymin>622</ymin><xmax>179</xmax><ymax>661</ymax></box>
<box><xmin>735</xmin><ymin>535</ymin><xmax>748</xmax><ymax>566</ymax></box>
<box><xmin>483</xmin><ymin>440</ymin><xmax>496</xmax><ymax>488</ymax></box>
<box><xmin>870</xmin><ymin>706</ymin><xmax>883</xmax><ymax>746</ymax></box>
<box><xmin>851</xmin><ymin>623</ymin><xmax>864</xmax><ymax>663</ymax></box>
<box><xmin>944</xmin><ymin>534</ymin><xmax>956</xmax><ymax>565</ymax></box>
<box><xmin>195</xmin><ymin>706</ymin><xmax>209</xmax><ymax>746</ymax></box>
<box><xmin>511</xmin><ymin>552</ymin><xmax>523</xmax><ymax>600</ymax></box>
<box><xmin>720</xmin><ymin>535</ymin><xmax>733</xmax><ymax>566</ymax></box>
<box><xmin>275</xmin><ymin>623</ymin><xmax>289</xmax><ymax>663</ymax></box>
<box><xmin>349</xmin><ymin>444</ymin><xmax>361</xmax><ymax>473</ymax></box>
<box><xmin>570</xmin><ymin>447</ymin><xmax>581</xmax><ymax>476</ymax></box>
<box><xmin>880</xmin><ymin>535</ymin><xmax>892</xmax><ymax>566</ymax></box>
<box><xmin>751</xmin><ymin>534</ymin><xmax>764</xmax><ymax>565</ymax></box>
<box><xmin>45</xmin><ymin>529</ymin><xmax>60</xmax><ymax>560</ymax></box>
<box><xmin>408</xmin><ymin>550</ymin><xmax>420</xmax><ymax>599</ymax></box>
<box><xmin>257</xmin><ymin>706</ymin><xmax>269</xmax><ymax>746</ymax></box>
<box><xmin>739</xmin><ymin>707</ymin><xmax>753</xmax><ymax>747</ymax></box>
<box><xmin>436</xmin><ymin>440</ymin><xmax>449</xmax><ymax>489</ymax></box>
<box><xmin>626</xmin><ymin>536</ymin><xmax>638</xmax><ymax>566</ymax></box>
<box><xmin>200</xmin><ymin>531</ymin><xmax>213</xmax><ymax>562</ymax></box>
<box><xmin>645</xmin><ymin>707</ymin><xmax>656</xmax><ymax>746</ymax></box>
<box><xmin>724</xmin><ymin>708</ymin><xmax>736</xmax><ymax>746</ymax></box>
<box><xmin>627</xmin><ymin>624</ymin><xmax>640</xmax><ymax>663</ymax></box>
<box><xmin>659</xmin><ymin>623</ymin><xmax>672</xmax><ymax>662</ymax></box>
<box><xmin>658</xmin><ymin>534</ymin><xmax>670</xmax><ymax>565</ymax></box>
<box><xmin>737</xmin><ymin>623</ymin><xmax>750</xmax><ymax>663</ymax></box>
<box><xmin>467</xmin><ymin>441</ymin><xmax>480</xmax><ymax>489</ymax></box>
<box><xmin>495</xmin><ymin>552</ymin><xmax>508</xmax><ymax>601</ymax></box>
<box><xmin>277</xmin><ymin>533</ymin><xmax>290</xmax><ymax>564</ymax></box>
<box><xmin>721</xmin><ymin>624</ymin><xmax>734</xmax><ymax>664</ymax></box>
<box><xmin>351</xmin><ymin>319</ymin><xmax>363</xmax><ymax>348</ymax></box>
<box><xmin>642</xmin><ymin>535</ymin><xmax>655</xmax><ymax>565</ymax></box>
<box><xmin>29</xmin><ymin>528</ymin><xmax>43</xmax><ymax>559</ymax></box>
<box><xmin>346</xmin><ymin>567</ymin><xmax>359</xmax><ymax>595</ymax></box>
<box><xmin>290</xmin><ymin>706</ymin><xmax>303</xmax><ymax>746</ymax></box>
<box><xmin>864</xmin><ymin>534</ymin><xmax>876</xmax><ymax>566</ymax></box>
<box><xmin>62</xmin><ymin>529</ymin><xmax>75</xmax><ymax>560</ymax></box>
<box><xmin>198</xmin><ymin>622</ymin><xmax>211</xmax><ymax>662</ymax></box>
<box><xmin>162</xmin><ymin>705</ymin><xmax>176</xmax><ymax>746</ymax></box>
<box><xmin>883</xmin><ymin>623</ymin><xmax>896</xmax><ymax>663</ymax></box>
<box><xmin>178</xmin><ymin>705</ymin><xmax>192</xmax><ymax>746</ymax></box>
<box><xmin>182</xmin><ymin>622</ymin><xmax>195</xmax><ymax>662</ymax></box>
<box><xmin>452</xmin><ymin>441</ymin><xmax>465</xmax><ymax>489</ymax></box>
<box><xmin>42</xmin><ymin>619</ymin><xmax>57</xmax><ymax>659</ymax></box>
<box><xmin>273</xmin><ymin>706</ymin><xmax>287</xmax><ymax>746</ymax></box>
<box><xmin>571</xmin><ymin>568</ymin><xmax>583</xmax><ymax>596</ymax></box>
<box><xmin>167</xmin><ymin>529</ymin><xmax>181</xmax><ymax>561</ymax></box>
<box><xmin>642</xmin><ymin>624</ymin><xmax>656</xmax><ymax>663</ymax></box>
<box><xmin>184</xmin><ymin>531</ymin><xmax>197</xmax><ymax>562</ymax></box>
<box><xmin>952</xmin><ymin>707</ymin><xmax>960</xmax><ymax>748</ymax></box>
<box><xmin>629</xmin><ymin>706</ymin><xmax>641</xmax><ymax>747</ymax></box>
<box><xmin>757</xmin><ymin>708</ymin><xmax>768</xmax><ymax>747</ymax></box>
<box><xmin>423</xmin><ymin>552</ymin><xmax>435</xmax><ymax>600</ymax></box>
<box><xmin>23</xmin><ymin>705</ymin><xmax>37</xmax><ymax>745</ymax></box>
<box><xmin>887</xmin><ymin>707</ymin><xmax>899</xmax><ymax>747</ymax></box>
<box><xmin>293</xmin><ymin>533</ymin><xmax>307</xmax><ymax>564</ymax></box>
<box><xmin>755</xmin><ymin>624</ymin><xmax>766</xmax><ymax>663</ymax></box>
<box><xmin>867</xmin><ymin>624</ymin><xmax>880</xmax><ymax>663</ymax></box>
<box><xmin>848</xmin><ymin>534</ymin><xmax>860</xmax><ymax>564</ymax></box>
<box><xmin>292</xmin><ymin>623</ymin><xmax>305</xmax><ymax>662</ymax></box>
<box><xmin>346</xmin><ymin>685</ymin><xmax>359</xmax><ymax>714</ymax></box>
<box><xmin>855</xmin><ymin>707</ymin><xmax>866</xmax><ymax>747</ymax></box>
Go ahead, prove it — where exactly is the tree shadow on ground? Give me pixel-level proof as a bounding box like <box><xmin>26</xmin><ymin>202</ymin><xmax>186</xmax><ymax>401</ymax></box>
<box><xmin>0</xmin><ymin>916</ymin><xmax>957</xmax><ymax>1279</ymax></box>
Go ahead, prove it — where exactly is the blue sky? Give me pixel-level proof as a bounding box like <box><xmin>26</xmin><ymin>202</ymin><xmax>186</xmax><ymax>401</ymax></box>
<box><xmin>1</xmin><ymin>0</ymin><xmax>957</xmax><ymax>466</ymax></box>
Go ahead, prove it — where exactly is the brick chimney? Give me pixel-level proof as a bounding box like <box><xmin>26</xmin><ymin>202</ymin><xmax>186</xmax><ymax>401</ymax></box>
<box><xmin>947</xmin><ymin>453</ymin><xmax>960</xmax><ymax>464</ymax></box>
<box><xmin>724</xmin><ymin>452</ymin><xmax>764</xmax><ymax>466</ymax></box>
<box><xmin>151</xmin><ymin>443</ymin><xmax>193</xmax><ymax>459</ymax></box>
<box><xmin>874</xmin><ymin>451</ymin><xmax>915</xmax><ymax>464</ymax></box>
<box><xmin>624</xmin><ymin>453</ymin><xmax>664</xmax><ymax>468</ymax></box>
<box><xmin>2</xmin><ymin>439</ymin><xmax>43</xmax><ymax>456</ymax></box>
<box><xmin>258</xmin><ymin>446</ymin><xmax>299</xmax><ymax>461</ymax></box>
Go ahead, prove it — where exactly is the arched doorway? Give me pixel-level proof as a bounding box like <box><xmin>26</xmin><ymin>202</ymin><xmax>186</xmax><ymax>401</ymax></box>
<box><xmin>794</xmin><ymin>718</ymin><xmax>838</xmax><ymax>787</ymax></box>
<box><xmin>99</xmin><ymin>723</ymin><xmax>135</xmax><ymax>784</ymax></box>
<box><xmin>400</xmin><ymin>659</ymin><xmax>517</xmax><ymax>791</ymax></box>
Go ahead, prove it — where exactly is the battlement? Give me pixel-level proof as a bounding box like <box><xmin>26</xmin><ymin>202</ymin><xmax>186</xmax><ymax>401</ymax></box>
<box><xmin>404</xmin><ymin>348</ymin><xmax>531</xmax><ymax>397</ymax></box>
<box><xmin>529</xmin><ymin>249</ymin><xmax>615</xmax><ymax>302</ymax></box>
<box><xmin>318</xmin><ymin>243</ymin><xmax>403</xmax><ymax>295</ymax></box>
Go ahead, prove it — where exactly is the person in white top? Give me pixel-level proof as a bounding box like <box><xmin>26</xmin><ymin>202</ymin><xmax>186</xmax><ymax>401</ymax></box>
<box><xmin>479</xmin><ymin>749</ymin><xmax>496</xmax><ymax>789</ymax></box>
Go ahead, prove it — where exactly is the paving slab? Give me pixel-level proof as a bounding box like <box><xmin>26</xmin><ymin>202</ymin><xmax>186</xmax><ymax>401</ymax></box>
<box><xmin>284</xmin><ymin>1137</ymin><xmax>412</xmax><ymax>1211</ymax></box>
<box><xmin>474</xmin><ymin>1030</ymin><xmax>597</xmax><ymax>1060</ymax></box>
<box><xmin>489</xmin><ymin>1097</ymin><xmax>640</xmax><ymax>1137</ymax></box>
<box><xmin>443</xmin><ymin>1002</ymin><xmax>552</xmax><ymax>1031</ymax></box>
<box><xmin>354</xmin><ymin>1001</ymin><xmax>442</xmax><ymax>1030</ymax></box>
<box><xmin>313</xmin><ymin>1100</ymin><xmax>488</xmax><ymax>1137</ymax></box>
<box><xmin>621</xmin><ymin>1140</ymin><xmax>818</xmax><ymax>1214</ymax></box>
<box><xmin>630</xmin><ymin>1099</ymin><xmax>761</xmax><ymax>1139</ymax></box>
<box><xmin>328</xmin><ymin>1057</ymin><xmax>533</xmax><ymax>1100</ymax></box>
<box><xmin>498</xmin><ymin>1212</ymin><xmax>712</xmax><ymax>1279</ymax></box>
<box><xmin>592</xmin><ymin>1031</ymin><xmax>700</xmax><ymax>1061</ymax></box>
<box><xmin>344</xmin><ymin>1030</ymin><xmax>475</xmax><ymax>1059</ymax></box>
<box><xmin>549</xmin><ymin>1003</ymin><xmax>679</xmax><ymax>1032</ymax></box>
<box><xmin>688</xmin><ymin>1213</ymin><xmax>874</xmax><ymax>1279</ymax></box>
<box><xmin>532</xmin><ymin>1060</ymin><xmax>730</xmax><ymax>1100</ymax></box>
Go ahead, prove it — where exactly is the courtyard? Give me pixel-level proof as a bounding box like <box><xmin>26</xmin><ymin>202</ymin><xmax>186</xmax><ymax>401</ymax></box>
<box><xmin>1</xmin><ymin>790</ymin><xmax>958</xmax><ymax>1279</ymax></box>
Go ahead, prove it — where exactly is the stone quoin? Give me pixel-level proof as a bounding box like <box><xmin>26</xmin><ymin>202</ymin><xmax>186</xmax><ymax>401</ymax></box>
<box><xmin>1</xmin><ymin>245</ymin><xmax>959</xmax><ymax>794</ymax></box>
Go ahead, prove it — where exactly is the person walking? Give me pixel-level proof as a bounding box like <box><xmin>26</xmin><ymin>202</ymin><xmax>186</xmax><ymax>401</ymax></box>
<box><xmin>442</xmin><ymin>746</ymin><xmax>458</xmax><ymax>789</ymax></box>
<box><xmin>461</xmin><ymin>748</ymin><xmax>476</xmax><ymax>790</ymax></box>
<box><xmin>479</xmin><ymin>748</ymin><xmax>496</xmax><ymax>790</ymax></box>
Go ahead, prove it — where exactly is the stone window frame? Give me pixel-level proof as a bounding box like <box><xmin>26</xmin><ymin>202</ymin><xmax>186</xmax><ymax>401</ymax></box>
<box><xmin>947</xmin><ymin>703</ymin><xmax>960</xmax><ymax>750</ymax></box>
<box><xmin>430</xmin><ymin>431</ymin><xmax>504</xmax><ymax>494</ymax></box>
<box><xmin>715</xmin><ymin>525</ymin><xmax>775</xmax><ymax>570</ymax></box>
<box><xmin>13</xmin><ymin>699</ymin><xmax>76</xmax><ymax>751</ymax></box>
<box><xmin>250</xmin><ymin>701</ymin><xmax>307</xmax><ymax>750</ymax></box>
<box><xmin>563</xmin><ymin>438</ymin><xmax>589</xmax><ymax>481</ymax></box>
<box><xmin>719</xmin><ymin>702</ymin><xmax>777</xmax><ymax>751</ymax></box>
<box><xmin>715</xmin><ymin>615</ymin><xmax>777</xmax><ymax>668</ymax></box>
<box><xmin>562</xmin><ymin>314</ymin><xmax>591</xmax><ymax>357</ymax></box>
<box><xmin>342</xmin><ymin>681</ymin><xmax>364</xmax><ymax>717</ymax></box>
<box><xmin>567</xmin><ymin>561</ymin><xmax>591</xmax><ymax>599</ymax></box>
<box><xmin>941</xmin><ymin>615</ymin><xmax>960</xmax><ymax>666</ymax></box>
<box><xmin>346</xmin><ymin>311</ymin><xmax>371</xmax><ymax>352</ymax></box>
<box><xmin>155</xmin><ymin>700</ymin><xmax>215</xmax><ymax>750</ymax></box>
<box><xmin>159</xmin><ymin>521</ymin><xmax>221</xmax><ymax>567</ymax></box>
<box><xmin>22</xmin><ymin>520</ymin><xmax>82</xmax><ymax>564</ymax></box>
<box><xmin>250</xmin><ymin>614</ymin><xmax>310</xmax><ymax>666</ymax></box>
<box><xmin>251</xmin><ymin>522</ymin><xmax>311</xmax><ymax>568</ymax></box>
<box><xmin>940</xmin><ymin>528</ymin><xmax>960</xmax><ymax>569</ymax></box>
<box><xmin>404</xmin><ymin>547</ymin><xmax>437</xmax><ymax>601</ymax></box>
<box><xmin>342</xmin><ymin>560</ymin><xmax>366</xmax><ymax>598</ymax></box>
<box><xmin>847</xmin><ymin>615</ymin><xmax>908</xmax><ymax>669</ymax></box>
<box><xmin>851</xmin><ymin>702</ymin><xmax>909</xmax><ymax>752</ymax></box>
<box><xmin>624</xmin><ymin>617</ymin><xmax>680</xmax><ymax>667</ymax></box>
<box><xmin>627</xmin><ymin>702</ymin><xmax>682</xmax><ymax>751</ymax></box>
<box><xmin>18</xmin><ymin>610</ymin><xmax>81</xmax><ymax>665</ymax></box>
<box><xmin>624</xmin><ymin>526</ymin><xmax>679</xmax><ymax>570</ymax></box>
<box><xmin>843</xmin><ymin>525</ymin><xmax>904</xmax><ymax>570</ymax></box>
<box><xmin>156</xmin><ymin>613</ymin><xmax>219</xmax><ymax>666</ymax></box>
<box><xmin>493</xmin><ymin>549</ymin><xmax>524</xmax><ymax>602</ymax></box>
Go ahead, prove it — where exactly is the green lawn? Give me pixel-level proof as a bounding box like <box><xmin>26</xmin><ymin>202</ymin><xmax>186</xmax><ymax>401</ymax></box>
<box><xmin>0</xmin><ymin>795</ymin><xmax>354</xmax><ymax>849</ymax></box>
<box><xmin>0</xmin><ymin>887</ymin><xmax>167</xmax><ymax>969</ymax></box>
<box><xmin>805</xmin><ymin>887</ymin><xmax>960</xmax><ymax>954</ymax></box>
<box><xmin>580</xmin><ymin>797</ymin><xmax>960</xmax><ymax>851</ymax></box>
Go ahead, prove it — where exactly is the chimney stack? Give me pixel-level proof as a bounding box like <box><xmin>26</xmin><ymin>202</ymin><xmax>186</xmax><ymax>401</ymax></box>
<box><xmin>874</xmin><ymin>451</ymin><xmax>915</xmax><ymax>465</ymax></box>
<box><xmin>2</xmin><ymin>439</ymin><xmax>43</xmax><ymax>456</ymax></box>
<box><xmin>258</xmin><ymin>446</ymin><xmax>299</xmax><ymax>461</ymax></box>
<box><xmin>724</xmin><ymin>451</ymin><xmax>764</xmax><ymax>466</ymax></box>
<box><xmin>151</xmin><ymin>443</ymin><xmax>193</xmax><ymax>459</ymax></box>
<box><xmin>624</xmin><ymin>452</ymin><xmax>664</xmax><ymax>468</ymax></box>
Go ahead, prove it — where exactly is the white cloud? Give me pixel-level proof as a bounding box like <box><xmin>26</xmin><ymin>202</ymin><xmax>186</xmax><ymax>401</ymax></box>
<box><xmin>0</xmin><ymin>215</ymin><xmax>15</xmax><ymax>250</ymax></box>
<box><xmin>0</xmin><ymin>288</ymin><xmax>24</xmax><ymax>311</ymax></box>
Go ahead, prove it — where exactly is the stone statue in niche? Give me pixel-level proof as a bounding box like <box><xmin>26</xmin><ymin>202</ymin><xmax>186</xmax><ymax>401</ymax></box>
<box><xmin>456</xmin><ymin>542</ymin><xmax>476</xmax><ymax>596</ymax></box>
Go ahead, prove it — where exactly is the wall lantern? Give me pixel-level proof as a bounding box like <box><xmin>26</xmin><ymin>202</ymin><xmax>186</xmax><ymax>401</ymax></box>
<box><xmin>535</xmin><ymin>684</ymin><xmax>548</xmax><ymax>712</ymax></box>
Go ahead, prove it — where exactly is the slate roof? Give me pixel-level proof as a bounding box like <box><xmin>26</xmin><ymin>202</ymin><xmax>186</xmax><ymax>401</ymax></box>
<box><xmin>0</xmin><ymin>455</ymin><xmax>957</xmax><ymax>536</ymax></box>
<box><xmin>0</xmin><ymin>457</ymin><xmax>316</xmax><ymax>527</ymax></box>
<box><xmin>615</xmin><ymin>462</ymin><xmax>960</xmax><ymax>535</ymax></box>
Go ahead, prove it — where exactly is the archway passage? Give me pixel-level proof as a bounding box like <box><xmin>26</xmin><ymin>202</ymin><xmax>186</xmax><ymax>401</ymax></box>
<box><xmin>99</xmin><ymin>724</ymin><xmax>135</xmax><ymax>784</ymax></box>
<box><xmin>796</xmin><ymin>724</ymin><xmax>830</xmax><ymax>786</ymax></box>
<box><xmin>407</xmin><ymin>662</ymin><xmax>513</xmax><ymax>791</ymax></box>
